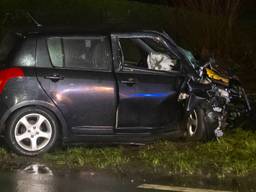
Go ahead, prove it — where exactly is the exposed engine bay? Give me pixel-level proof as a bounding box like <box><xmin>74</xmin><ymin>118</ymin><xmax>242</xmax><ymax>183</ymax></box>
<box><xmin>178</xmin><ymin>52</ymin><xmax>251</xmax><ymax>139</ymax></box>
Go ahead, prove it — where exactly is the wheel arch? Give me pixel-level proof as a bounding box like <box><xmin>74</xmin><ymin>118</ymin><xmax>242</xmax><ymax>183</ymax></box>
<box><xmin>0</xmin><ymin>101</ymin><xmax>69</xmax><ymax>139</ymax></box>
<box><xmin>186</xmin><ymin>94</ymin><xmax>208</xmax><ymax>112</ymax></box>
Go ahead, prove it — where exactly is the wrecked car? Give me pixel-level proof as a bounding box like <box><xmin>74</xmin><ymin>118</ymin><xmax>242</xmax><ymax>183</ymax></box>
<box><xmin>0</xmin><ymin>28</ymin><xmax>251</xmax><ymax>156</ymax></box>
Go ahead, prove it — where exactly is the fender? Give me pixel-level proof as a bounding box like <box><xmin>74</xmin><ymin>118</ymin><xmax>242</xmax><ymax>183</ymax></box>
<box><xmin>186</xmin><ymin>94</ymin><xmax>220</xmax><ymax>132</ymax></box>
<box><xmin>186</xmin><ymin>94</ymin><xmax>207</xmax><ymax>112</ymax></box>
<box><xmin>0</xmin><ymin>100</ymin><xmax>69</xmax><ymax>139</ymax></box>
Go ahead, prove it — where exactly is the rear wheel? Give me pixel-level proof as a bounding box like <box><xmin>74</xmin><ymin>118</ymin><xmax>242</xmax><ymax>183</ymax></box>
<box><xmin>6</xmin><ymin>107</ymin><xmax>59</xmax><ymax>156</ymax></box>
<box><xmin>184</xmin><ymin>104</ymin><xmax>216</xmax><ymax>141</ymax></box>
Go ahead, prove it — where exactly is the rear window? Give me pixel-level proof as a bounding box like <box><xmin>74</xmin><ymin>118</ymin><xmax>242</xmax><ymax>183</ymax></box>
<box><xmin>47</xmin><ymin>36</ymin><xmax>111</xmax><ymax>70</ymax></box>
<box><xmin>12</xmin><ymin>39</ymin><xmax>36</xmax><ymax>67</ymax></box>
<box><xmin>0</xmin><ymin>33</ymin><xmax>19</xmax><ymax>66</ymax></box>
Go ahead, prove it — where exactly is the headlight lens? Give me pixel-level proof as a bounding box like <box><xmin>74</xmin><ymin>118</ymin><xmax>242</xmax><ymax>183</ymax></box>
<box><xmin>217</xmin><ymin>88</ymin><xmax>230</xmax><ymax>103</ymax></box>
<box><xmin>218</xmin><ymin>89</ymin><xmax>229</xmax><ymax>98</ymax></box>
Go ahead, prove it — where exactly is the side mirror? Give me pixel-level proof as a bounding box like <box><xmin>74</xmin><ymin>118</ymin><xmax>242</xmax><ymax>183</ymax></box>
<box><xmin>147</xmin><ymin>52</ymin><xmax>177</xmax><ymax>71</ymax></box>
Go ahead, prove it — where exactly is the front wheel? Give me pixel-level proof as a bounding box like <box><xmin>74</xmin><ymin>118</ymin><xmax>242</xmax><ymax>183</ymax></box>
<box><xmin>184</xmin><ymin>105</ymin><xmax>217</xmax><ymax>141</ymax></box>
<box><xmin>6</xmin><ymin>107</ymin><xmax>59</xmax><ymax>156</ymax></box>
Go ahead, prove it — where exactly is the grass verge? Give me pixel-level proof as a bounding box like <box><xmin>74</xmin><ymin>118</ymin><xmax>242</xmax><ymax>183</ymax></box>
<box><xmin>0</xmin><ymin>129</ymin><xmax>256</xmax><ymax>177</ymax></box>
<box><xmin>43</xmin><ymin>129</ymin><xmax>256</xmax><ymax>177</ymax></box>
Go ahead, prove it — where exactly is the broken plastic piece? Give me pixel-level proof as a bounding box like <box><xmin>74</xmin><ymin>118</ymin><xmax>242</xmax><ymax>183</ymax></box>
<box><xmin>215</xmin><ymin>128</ymin><xmax>224</xmax><ymax>138</ymax></box>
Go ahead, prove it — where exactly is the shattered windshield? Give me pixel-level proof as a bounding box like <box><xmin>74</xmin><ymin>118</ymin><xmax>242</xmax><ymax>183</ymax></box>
<box><xmin>179</xmin><ymin>47</ymin><xmax>199</xmax><ymax>68</ymax></box>
<box><xmin>161</xmin><ymin>32</ymin><xmax>200</xmax><ymax>68</ymax></box>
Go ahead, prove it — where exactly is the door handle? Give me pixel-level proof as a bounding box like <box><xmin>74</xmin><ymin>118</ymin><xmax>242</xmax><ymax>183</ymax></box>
<box><xmin>121</xmin><ymin>78</ymin><xmax>136</xmax><ymax>86</ymax></box>
<box><xmin>44</xmin><ymin>74</ymin><xmax>64</xmax><ymax>81</ymax></box>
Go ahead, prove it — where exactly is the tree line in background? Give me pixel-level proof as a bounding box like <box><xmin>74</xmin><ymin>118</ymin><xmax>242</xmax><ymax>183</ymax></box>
<box><xmin>167</xmin><ymin>0</ymin><xmax>255</xmax><ymax>91</ymax></box>
<box><xmin>169</xmin><ymin>0</ymin><xmax>241</xmax><ymax>56</ymax></box>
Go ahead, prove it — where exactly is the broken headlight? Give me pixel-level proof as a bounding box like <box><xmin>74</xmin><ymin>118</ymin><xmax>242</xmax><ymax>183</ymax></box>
<box><xmin>217</xmin><ymin>88</ymin><xmax>230</xmax><ymax>103</ymax></box>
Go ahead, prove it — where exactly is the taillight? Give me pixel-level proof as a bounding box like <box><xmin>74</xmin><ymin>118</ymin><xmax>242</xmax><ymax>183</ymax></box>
<box><xmin>0</xmin><ymin>68</ymin><xmax>24</xmax><ymax>94</ymax></box>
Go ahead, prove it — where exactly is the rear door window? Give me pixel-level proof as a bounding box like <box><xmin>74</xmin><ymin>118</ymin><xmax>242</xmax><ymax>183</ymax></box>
<box><xmin>47</xmin><ymin>36</ymin><xmax>111</xmax><ymax>71</ymax></box>
<box><xmin>47</xmin><ymin>38</ymin><xmax>63</xmax><ymax>68</ymax></box>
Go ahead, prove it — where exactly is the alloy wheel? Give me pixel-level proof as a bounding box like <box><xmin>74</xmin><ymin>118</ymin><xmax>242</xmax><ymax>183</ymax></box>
<box><xmin>187</xmin><ymin>110</ymin><xmax>198</xmax><ymax>136</ymax></box>
<box><xmin>14</xmin><ymin>113</ymin><xmax>53</xmax><ymax>152</ymax></box>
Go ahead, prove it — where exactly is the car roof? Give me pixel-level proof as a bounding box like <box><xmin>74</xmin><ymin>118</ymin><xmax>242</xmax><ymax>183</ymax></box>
<box><xmin>9</xmin><ymin>25</ymin><xmax>164</xmax><ymax>38</ymax></box>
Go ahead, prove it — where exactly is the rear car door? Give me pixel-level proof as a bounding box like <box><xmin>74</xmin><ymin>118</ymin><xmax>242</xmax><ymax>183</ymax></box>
<box><xmin>112</xmin><ymin>33</ymin><xmax>184</xmax><ymax>133</ymax></box>
<box><xmin>36</xmin><ymin>36</ymin><xmax>116</xmax><ymax>135</ymax></box>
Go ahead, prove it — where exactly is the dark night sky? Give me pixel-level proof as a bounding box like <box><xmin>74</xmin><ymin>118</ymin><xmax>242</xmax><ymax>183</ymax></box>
<box><xmin>131</xmin><ymin>0</ymin><xmax>256</xmax><ymax>11</ymax></box>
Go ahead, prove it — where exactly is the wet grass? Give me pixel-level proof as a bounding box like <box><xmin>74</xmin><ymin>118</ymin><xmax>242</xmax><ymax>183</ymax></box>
<box><xmin>43</xmin><ymin>147</ymin><xmax>130</xmax><ymax>170</ymax></box>
<box><xmin>137</xmin><ymin>129</ymin><xmax>256</xmax><ymax>177</ymax></box>
<box><xmin>0</xmin><ymin>129</ymin><xmax>255</xmax><ymax>177</ymax></box>
<box><xmin>40</xmin><ymin>129</ymin><xmax>256</xmax><ymax>177</ymax></box>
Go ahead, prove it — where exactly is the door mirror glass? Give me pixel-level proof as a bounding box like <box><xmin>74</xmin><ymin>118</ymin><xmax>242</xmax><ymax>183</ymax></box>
<box><xmin>147</xmin><ymin>52</ymin><xmax>177</xmax><ymax>72</ymax></box>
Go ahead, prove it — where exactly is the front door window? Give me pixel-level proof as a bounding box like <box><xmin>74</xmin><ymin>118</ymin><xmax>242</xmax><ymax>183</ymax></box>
<box><xmin>118</xmin><ymin>37</ymin><xmax>179</xmax><ymax>72</ymax></box>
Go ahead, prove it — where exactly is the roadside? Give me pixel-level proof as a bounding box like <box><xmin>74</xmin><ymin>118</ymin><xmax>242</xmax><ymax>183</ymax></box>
<box><xmin>0</xmin><ymin>128</ymin><xmax>256</xmax><ymax>178</ymax></box>
<box><xmin>1</xmin><ymin>129</ymin><xmax>256</xmax><ymax>191</ymax></box>
<box><xmin>2</xmin><ymin>163</ymin><xmax>255</xmax><ymax>192</ymax></box>
<box><xmin>44</xmin><ymin>129</ymin><xmax>256</xmax><ymax>177</ymax></box>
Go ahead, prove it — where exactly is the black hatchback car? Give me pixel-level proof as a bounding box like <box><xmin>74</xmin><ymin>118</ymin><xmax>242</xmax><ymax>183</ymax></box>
<box><xmin>0</xmin><ymin>28</ymin><xmax>250</xmax><ymax>156</ymax></box>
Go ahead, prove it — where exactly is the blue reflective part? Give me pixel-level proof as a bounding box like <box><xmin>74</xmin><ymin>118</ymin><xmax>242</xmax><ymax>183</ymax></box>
<box><xmin>132</xmin><ymin>92</ymin><xmax>169</xmax><ymax>98</ymax></box>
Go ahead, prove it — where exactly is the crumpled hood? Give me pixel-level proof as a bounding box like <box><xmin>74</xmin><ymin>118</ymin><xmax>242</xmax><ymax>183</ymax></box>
<box><xmin>205</xmin><ymin>68</ymin><xmax>230</xmax><ymax>86</ymax></box>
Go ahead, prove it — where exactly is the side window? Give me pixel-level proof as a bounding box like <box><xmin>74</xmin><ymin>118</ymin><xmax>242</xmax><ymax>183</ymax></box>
<box><xmin>47</xmin><ymin>36</ymin><xmax>111</xmax><ymax>70</ymax></box>
<box><xmin>119</xmin><ymin>38</ymin><xmax>148</xmax><ymax>68</ymax></box>
<box><xmin>119</xmin><ymin>37</ymin><xmax>179</xmax><ymax>72</ymax></box>
<box><xmin>63</xmin><ymin>37</ymin><xmax>111</xmax><ymax>70</ymax></box>
<box><xmin>13</xmin><ymin>39</ymin><xmax>36</xmax><ymax>67</ymax></box>
<box><xmin>36</xmin><ymin>39</ymin><xmax>52</xmax><ymax>68</ymax></box>
<box><xmin>142</xmin><ymin>38</ymin><xmax>168</xmax><ymax>54</ymax></box>
<box><xmin>142</xmin><ymin>37</ymin><xmax>179</xmax><ymax>72</ymax></box>
<box><xmin>47</xmin><ymin>38</ymin><xmax>63</xmax><ymax>68</ymax></box>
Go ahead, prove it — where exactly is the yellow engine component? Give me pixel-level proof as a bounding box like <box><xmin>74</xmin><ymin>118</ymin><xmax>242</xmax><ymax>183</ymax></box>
<box><xmin>206</xmin><ymin>68</ymin><xmax>229</xmax><ymax>85</ymax></box>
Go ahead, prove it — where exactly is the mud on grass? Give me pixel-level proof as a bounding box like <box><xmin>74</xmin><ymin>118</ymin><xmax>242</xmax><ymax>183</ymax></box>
<box><xmin>0</xmin><ymin>129</ymin><xmax>256</xmax><ymax>177</ymax></box>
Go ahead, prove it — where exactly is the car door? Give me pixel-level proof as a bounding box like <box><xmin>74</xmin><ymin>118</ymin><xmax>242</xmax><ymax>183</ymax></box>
<box><xmin>112</xmin><ymin>33</ymin><xmax>184</xmax><ymax>133</ymax></box>
<box><xmin>36</xmin><ymin>36</ymin><xmax>117</xmax><ymax>135</ymax></box>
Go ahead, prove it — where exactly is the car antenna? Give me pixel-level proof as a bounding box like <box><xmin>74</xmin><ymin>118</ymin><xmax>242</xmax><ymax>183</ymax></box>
<box><xmin>26</xmin><ymin>12</ymin><xmax>43</xmax><ymax>28</ymax></box>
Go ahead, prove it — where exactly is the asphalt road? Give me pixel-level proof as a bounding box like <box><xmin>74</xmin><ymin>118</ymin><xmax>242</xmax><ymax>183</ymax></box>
<box><xmin>0</xmin><ymin>163</ymin><xmax>254</xmax><ymax>192</ymax></box>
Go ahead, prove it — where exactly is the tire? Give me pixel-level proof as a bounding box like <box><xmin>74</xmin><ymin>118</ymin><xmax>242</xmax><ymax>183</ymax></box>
<box><xmin>184</xmin><ymin>104</ymin><xmax>217</xmax><ymax>141</ymax></box>
<box><xmin>5</xmin><ymin>107</ymin><xmax>59</xmax><ymax>156</ymax></box>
